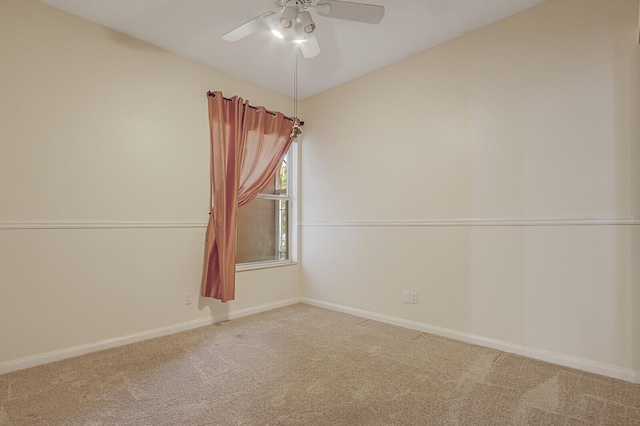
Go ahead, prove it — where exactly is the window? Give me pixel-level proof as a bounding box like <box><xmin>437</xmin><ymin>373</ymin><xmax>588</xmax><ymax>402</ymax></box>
<box><xmin>236</xmin><ymin>144</ymin><xmax>296</xmax><ymax>268</ymax></box>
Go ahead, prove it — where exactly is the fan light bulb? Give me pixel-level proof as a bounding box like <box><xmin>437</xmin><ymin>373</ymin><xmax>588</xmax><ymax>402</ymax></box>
<box><xmin>271</xmin><ymin>29</ymin><xmax>284</xmax><ymax>39</ymax></box>
<box><xmin>280</xmin><ymin>3</ymin><xmax>298</xmax><ymax>29</ymax></box>
<box><xmin>298</xmin><ymin>11</ymin><xmax>316</xmax><ymax>34</ymax></box>
<box><xmin>280</xmin><ymin>17</ymin><xmax>292</xmax><ymax>28</ymax></box>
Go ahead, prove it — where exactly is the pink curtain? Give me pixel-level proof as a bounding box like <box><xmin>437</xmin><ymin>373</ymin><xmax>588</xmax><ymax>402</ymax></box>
<box><xmin>201</xmin><ymin>91</ymin><xmax>297</xmax><ymax>302</ymax></box>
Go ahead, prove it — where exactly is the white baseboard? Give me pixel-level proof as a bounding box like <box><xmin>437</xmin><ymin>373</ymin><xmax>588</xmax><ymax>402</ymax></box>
<box><xmin>301</xmin><ymin>297</ymin><xmax>640</xmax><ymax>384</ymax></box>
<box><xmin>0</xmin><ymin>317</ymin><xmax>212</xmax><ymax>375</ymax></box>
<box><xmin>0</xmin><ymin>297</ymin><xmax>301</xmax><ymax>375</ymax></box>
<box><xmin>227</xmin><ymin>297</ymin><xmax>301</xmax><ymax>320</ymax></box>
<box><xmin>4</xmin><ymin>296</ymin><xmax>636</xmax><ymax>384</ymax></box>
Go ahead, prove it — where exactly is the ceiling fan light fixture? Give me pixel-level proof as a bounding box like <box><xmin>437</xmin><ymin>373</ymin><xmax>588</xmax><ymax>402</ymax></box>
<box><xmin>223</xmin><ymin>0</ymin><xmax>386</xmax><ymax>60</ymax></box>
<box><xmin>298</xmin><ymin>11</ymin><xmax>316</xmax><ymax>33</ymax></box>
<box><xmin>279</xmin><ymin>17</ymin><xmax>292</xmax><ymax>28</ymax></box>
<box><xmin>280</xmin><ymin>2</ymin><xmax>298</xmax><ymax>29</ymax></box>
<box><xmin>292</xmin><ymin>15</ymin><xmax>306</xmax><ymax>42</ymax></box>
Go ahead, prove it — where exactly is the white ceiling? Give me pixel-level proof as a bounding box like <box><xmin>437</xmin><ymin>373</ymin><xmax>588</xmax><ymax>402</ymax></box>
<box><xmin>39</xmin><ymin>0</ymin><xmax>549</xmax><ymax>99</ymax></box>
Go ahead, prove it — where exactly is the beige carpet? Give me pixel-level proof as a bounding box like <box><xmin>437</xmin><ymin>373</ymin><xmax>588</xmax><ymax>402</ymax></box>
<box><xmin>1</xmin><ymin>304</ymin><xmax>639</xmax><ymax>425</ymax></box>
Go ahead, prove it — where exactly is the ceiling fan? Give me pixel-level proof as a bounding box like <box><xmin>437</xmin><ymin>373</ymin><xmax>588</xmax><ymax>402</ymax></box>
<box><xmin>222</xmin><ymin>0</ymin><xmax>385</xmax><ymax>59</ymax></box>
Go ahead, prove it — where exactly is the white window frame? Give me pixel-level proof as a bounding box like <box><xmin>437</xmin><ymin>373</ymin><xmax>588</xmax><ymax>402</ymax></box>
<box><xmin>236</xmin><ymin>141</ymin><xmax>298</xmax><ymax>271</ymax></box>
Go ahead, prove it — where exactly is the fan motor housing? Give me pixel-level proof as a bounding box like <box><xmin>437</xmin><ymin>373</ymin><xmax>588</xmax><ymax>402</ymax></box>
<box><xmin>274</xmin><ymin>0</ymin><xmax>314</xmax><ymax>8</ymax></box>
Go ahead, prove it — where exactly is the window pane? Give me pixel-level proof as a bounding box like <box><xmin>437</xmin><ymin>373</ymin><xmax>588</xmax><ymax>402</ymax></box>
<box><xmin>260</xmin><ymin>155</ymin><xmax>287</xmax><ymax>196</ymax></box>
<box><xmin>237</xmin><ymin>198</ymin><xmax>288</xmax><ymax>263</ymax></box>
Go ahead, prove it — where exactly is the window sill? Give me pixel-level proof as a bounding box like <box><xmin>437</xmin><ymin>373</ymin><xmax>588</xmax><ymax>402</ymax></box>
<box><xmin>236</xmin><ymin>260</ymin><xmax>297</xmax><ymax>272</ymax></box>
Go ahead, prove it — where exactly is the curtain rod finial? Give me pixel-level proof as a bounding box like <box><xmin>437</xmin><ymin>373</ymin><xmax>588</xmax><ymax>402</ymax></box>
<box><xmin>290</xmin><ymin>122</ymin><xmax>303</xmax><ymax>139</ymax></box>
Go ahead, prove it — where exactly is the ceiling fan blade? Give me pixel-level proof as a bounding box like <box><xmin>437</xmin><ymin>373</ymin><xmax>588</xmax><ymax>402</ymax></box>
<box><xmin>315</xmin><ymin>1</ymin><xmax>384</xmax><ymax>24</ymax></box>
<box><xmin>222</xmin><ymin>12</ymin><xmax>275</xmax><ymax>41</ymax></box>
<box><xmin>299</xmin><ymin>34</ymin><xmax>321</xmax><ymax>58</ymax></box>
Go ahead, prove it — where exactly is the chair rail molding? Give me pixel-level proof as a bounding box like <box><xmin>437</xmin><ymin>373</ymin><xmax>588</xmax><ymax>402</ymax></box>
<box><xmin>299</xmin><ymin>217</ymin><xmax>640</xmax><ymax>227</ymax></box>
<box><xmin>0</xmin><ymin>221</ymin><xmax>208</xmax><ymax>230</ymax></box>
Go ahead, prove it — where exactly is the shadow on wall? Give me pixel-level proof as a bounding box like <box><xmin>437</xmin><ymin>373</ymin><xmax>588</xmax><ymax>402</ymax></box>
<box><xmin>103</xmin><ymin>28</ymin><xmax>164</xmax><ymax>53</ymax></box>
<box><xmin>196</xmin><ymin>235</ymin><xmax>231</xmax><ymax>322</ymax></box>
<box><xmin>632</xmin><ymin>231</ymin><xmax>640</xmax><ymax>374</ymax></box>
<box><xmin>627</xmin><ymin>10</ymin><xmax>640</xmax><ymax>375</ymax></box>
<box><xmin>198</xmin><ymin>296</ymin><xmax>231</xmax><ymax>322</ymax></box>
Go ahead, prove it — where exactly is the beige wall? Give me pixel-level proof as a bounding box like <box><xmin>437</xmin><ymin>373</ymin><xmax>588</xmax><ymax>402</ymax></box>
<box><xmin>1</xmin><ymin>0</ymin><xmax>638</xmax><ymax>380</ymax></box>
<box><xmin>300</xmin><ymin>0</ymin><xmax>640</xmax><ymax>375</ymax></box>
<box><xmin>0</xmin><ymin>0</ymin><xmax>299</xmax><ymax>365</ymax></box>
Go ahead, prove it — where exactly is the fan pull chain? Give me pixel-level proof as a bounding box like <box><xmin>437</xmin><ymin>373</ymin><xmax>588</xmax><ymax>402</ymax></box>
<box><xmin>291</xmin><ymin>52</ymin><xmax>302</xmax><ymax>138</ymax></box>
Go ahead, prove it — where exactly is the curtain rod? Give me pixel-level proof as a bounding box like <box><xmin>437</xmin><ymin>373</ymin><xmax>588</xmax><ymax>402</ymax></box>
<box><xmin>207</xmin><ymin>91</ymin><xmax>304</xmax><ymax>126</ymax></box>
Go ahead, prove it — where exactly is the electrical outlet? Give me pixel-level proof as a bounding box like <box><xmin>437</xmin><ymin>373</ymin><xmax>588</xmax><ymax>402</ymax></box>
<box><xmin>185</xmin><ymin>293</ymin><xmax>192</xmax><ymax>305</ymax></box>
<box><xmin>410</xmin><ymin>292</ymin><xmax>418</xmax><ymax>304</ymax></box>
<box><xmin>402</xmin><ymin>291</ymin><xmax>410</xmax><ymax>304</ymax></box>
